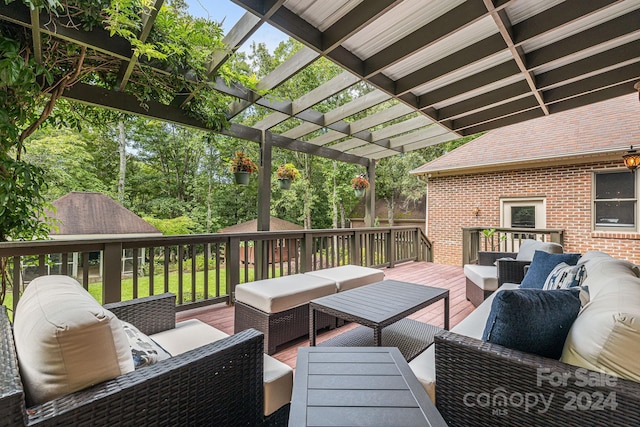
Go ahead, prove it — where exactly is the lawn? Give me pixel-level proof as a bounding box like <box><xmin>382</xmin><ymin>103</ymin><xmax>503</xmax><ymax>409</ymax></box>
<box><xmin>2</xmin><ymin>266</ymin><xmax>263</xmax><ymax>317</ymax></box>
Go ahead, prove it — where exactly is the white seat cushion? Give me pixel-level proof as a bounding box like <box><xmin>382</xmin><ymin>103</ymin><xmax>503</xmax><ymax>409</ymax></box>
<box><xmin>152</xmin><ymin>319</ymin><xmax>293</xmax><ymax>416</ymax></box>
<box><xmin>409</xmin><ymin>283</ymin><xmax>520</xmax><ymax>402</ymax></box>
<box><xmin>304</xmin><ymin>265</ymin><xmax>385</xmax><ymax>291</ymax></box>
<box><xmin>13</xmin><ymin>275</ymin><xmax>134</xmax><ymax>405</ymax></box>
<box><xmin>234</xmin><ymin>273</ymin><xmax>336</xmax><ymax>313</ymax></box>
<box><xmin>463</xmin><ymin>264</ymin><xmax>499</xmax><ymax>291</ymax></box>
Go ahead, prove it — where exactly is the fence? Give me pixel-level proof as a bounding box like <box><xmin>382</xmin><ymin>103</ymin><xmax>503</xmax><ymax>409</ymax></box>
<box><xmin>0</xmin><ymin>226</ymin><xmax>432</xmax><ymax>313</ymax></box>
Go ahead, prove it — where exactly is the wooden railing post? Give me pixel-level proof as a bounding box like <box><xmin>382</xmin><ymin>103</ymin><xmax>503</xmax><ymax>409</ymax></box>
<box><xmin>103</xmin><ymin>242</ymin><xmax>122</xmax><ymax>304</ymax></box>
<box><xmin>462</xmin><ymin>228</ymin><xmax>472</xmax><ymax>266</ymax></box>
<box><xmin>227</xmin><ymin>237</ymin><xmax>240</xmax><ymax>304</ymax></box>
<box><xmin>301</xmin><ymin>232</ymin><xmax>313</xmax><ymax>272</ymax></box>
<box><xmin>352</xmin><ymin>231</ymin><xmax>361</xmax><ymax>266</ymax></box>
<box><xmin>388</xmin><ymin>228</ymin><xmax>396</xmax><ymax>268</ymax></box>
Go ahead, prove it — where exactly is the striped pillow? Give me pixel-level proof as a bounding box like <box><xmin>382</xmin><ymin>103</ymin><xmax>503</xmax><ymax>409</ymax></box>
<box><xmin>543</xmin><ymin>262</ymin><xmax>586</xmax><ymax>290</ymax></box>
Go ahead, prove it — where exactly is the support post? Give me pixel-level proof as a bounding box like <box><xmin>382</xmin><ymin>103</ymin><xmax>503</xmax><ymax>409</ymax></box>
<box><xmin>256</xmin><ymin>130</ymin><xmax>272</xmax><ymax>280</ymax></box>
<box><xmin>364</xmin><ymin>159</ymin><xmax>376</xmax><ymax>227</ymax></box>
<box><xmin>227</xmin><ymin>237</ymin><xmax>240</xmax><ymax>304</ymax></box>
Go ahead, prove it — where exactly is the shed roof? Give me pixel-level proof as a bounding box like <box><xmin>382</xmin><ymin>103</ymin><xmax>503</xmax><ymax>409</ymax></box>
<box><xmin>411</xmin><ymin>93</ymin><xmax>640</xmax><ymax>177</ymax></box>
<box><xmin>49</xmin><ymin>192</ymin><xmax>161</xmax><ymax>236</ymax></box>
<box><xmin>218</xmin><ymin>216</ymin><xmax>304</xmax><ymax>233</ymax></box>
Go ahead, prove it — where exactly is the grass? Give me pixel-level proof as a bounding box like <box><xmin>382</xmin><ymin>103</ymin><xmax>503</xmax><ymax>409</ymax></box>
<box><xmin>2</xmin><ymin>266</ymin><xmax>265</xmax><ymax>317</ymax></box>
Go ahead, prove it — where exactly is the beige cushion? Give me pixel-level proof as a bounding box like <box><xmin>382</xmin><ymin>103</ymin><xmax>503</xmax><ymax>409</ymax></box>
<box><xmin>234</xmin><ymin>274</ymin><xmax>336</xmax><ymax>313</ymax></box>
<box><xmin>151</xmin><ymin>319</ymin><xmax>229</xmax><ymax>355</ymax></box>
<box><xmin>580</xmin><ymin>256</ymin><xmax>639</xmax><ymax>299</ymax></box>
<box><xmin>13</xmin><ymin>275</ymin><xmax>134</xmax><ymax>405</ymax></box>
<box><xmin>152</xmin><ymin>319</ymin><xmax>293</xmax><ymax>416</ymax></box>
<box><xmin>409</xmin><ymin>283</ymin><xmax>519</xmax><ymax>402</ymax></box>
<box><xmin>463</xmin><ymin>264</ymin><xmax>498</xmax><ymax>291</ymax></box>
<box><xmin>515</xmin><ymin>239</ymin><xmax>563</xmax><ymax>261</ymax></box>
<box><xmin>305</xmin><ymin>265</ymin><xmax>385</xmax><ymax>291</ymax></box>
<box><xmin>561</xmin><ymin>275</ymin><xmax>640</xmax><ymax>382</ymax></box>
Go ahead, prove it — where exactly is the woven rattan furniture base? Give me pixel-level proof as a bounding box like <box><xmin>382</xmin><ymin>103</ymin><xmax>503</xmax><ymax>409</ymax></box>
<box><xmin>318</xmin><ymin>318</ymin><xmax>442</xmax><ymax>361</ymax></box>
<box><xmin>234</xmin><ymin>301</ymin><xmax>334</xmax><ymax>355</ymax></box>
<box><xmin>310</xmin><ymin>280</ymin><xmax>449</xmax><ymax>348</ymax></box>
<box><xmin>289</xmin><ymin>347</ymin><xmax>448</xmax><ymax>427</ymax></box>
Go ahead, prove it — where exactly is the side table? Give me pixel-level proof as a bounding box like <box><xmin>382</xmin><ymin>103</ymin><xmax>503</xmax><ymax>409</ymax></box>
<box><xmin>289</xmin><ymin>346</ymin><xmax>448</xmax><ymax>426</ymax></box>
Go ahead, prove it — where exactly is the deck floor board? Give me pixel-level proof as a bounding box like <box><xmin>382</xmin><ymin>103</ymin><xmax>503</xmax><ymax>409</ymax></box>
<box><xmin>176</xmin><ymin>261</ymin><xmax>473</xmax><ymax>369</ymax></box>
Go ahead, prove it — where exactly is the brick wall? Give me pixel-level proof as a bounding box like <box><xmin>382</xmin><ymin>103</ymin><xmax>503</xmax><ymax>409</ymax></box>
<box><xmin>427</xmin><ymin>160</ymin><xmax>640</xmax><ymax>265</ymax></box>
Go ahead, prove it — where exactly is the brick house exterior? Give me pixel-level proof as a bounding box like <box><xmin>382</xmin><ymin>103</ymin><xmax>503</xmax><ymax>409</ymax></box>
<box><xmin>412</xmin><ymin>94</ymin><xmax>640</xmax><ymax>266</ymax></box>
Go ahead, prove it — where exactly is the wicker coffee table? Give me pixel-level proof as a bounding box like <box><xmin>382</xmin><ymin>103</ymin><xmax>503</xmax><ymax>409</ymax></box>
<box><xmin>310</xmin><ymin>280</ymin><xmax>449</xmax><ymax>361</ymax></box>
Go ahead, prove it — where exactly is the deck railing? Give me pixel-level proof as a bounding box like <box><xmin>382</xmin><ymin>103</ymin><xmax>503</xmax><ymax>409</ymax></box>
<box><xmin>0</xmin><ymin>226</ymin><xmax>432</xmax><ymax>313</ymax></box>
<box><xmin>461</xmin><ymin>227</ymin><xmax>564</xmax><ymax>266</ymax></box>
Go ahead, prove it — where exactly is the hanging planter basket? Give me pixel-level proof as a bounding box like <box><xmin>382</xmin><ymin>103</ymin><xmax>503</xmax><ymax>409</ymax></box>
<box><xmin>354</xmin><ymin>188</ymin><xmax>366</xmax><ymax>198</ymax></box>
<box><xmin>234</xmin><ymin>171</ymin><xmax>251</xmax><ymax>186</ymax></box>
<box><xmin>278</xmin><ymin>178</ymin><xmax>291</xmax><ymax>190</ymax></box>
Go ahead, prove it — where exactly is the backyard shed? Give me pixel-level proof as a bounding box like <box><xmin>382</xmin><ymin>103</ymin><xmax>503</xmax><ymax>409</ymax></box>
<box><xmin>44</xmin><ymin>192</ymin><xmax>161</xmax><ymax>281</ymax></box>
<box><xmin>219</xmin><ymin>217</ymin><xmax>303</xmax><ymax>265</ymax></box>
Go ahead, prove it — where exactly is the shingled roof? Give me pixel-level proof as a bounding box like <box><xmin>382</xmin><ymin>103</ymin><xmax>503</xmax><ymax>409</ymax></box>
<box><xmin>49</xmin><ymin>192</ymin><xmax>160</xmax><ymax>237</ymax></box>
<box><xmin>411</xmin><ymin>93</ymin><xmax>640</xmax><ymax>177</ymax></box>
<box><xmin>218</xmin><ymin>217</ymin><xmax>303</xmax><ymax>233</ymax></box>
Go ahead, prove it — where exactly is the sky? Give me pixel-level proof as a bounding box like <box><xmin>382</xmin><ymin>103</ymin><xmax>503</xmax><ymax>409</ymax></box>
<box><xmin>184</xmin><ymin>0</ymin><xmax>288</xmax><ymax>54</ymax></box>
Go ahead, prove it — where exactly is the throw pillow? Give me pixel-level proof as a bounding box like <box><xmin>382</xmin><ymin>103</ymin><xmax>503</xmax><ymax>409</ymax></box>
<box><xmin>515</xmin><ymin>240</ymin><xmax>563</xmax><ymax>261</ymax></box>
<box><xmin>482</xmin><ymin>288</ymin><xmax>582</xmax><ymax>359</ymax></box>
<box><xmin>121</xmin><ymin>321</ymin><xmax>172</xmax><ymax>368</ymax></box>
<box><xmin>542</xmin><ymin>263</ymin><xmax>587</xmax><ymax>290</ymax></box>
<box><xmin>520</xmin><ymin>251</ymin><xmax>581</xmax><ymax>289</ymax></box>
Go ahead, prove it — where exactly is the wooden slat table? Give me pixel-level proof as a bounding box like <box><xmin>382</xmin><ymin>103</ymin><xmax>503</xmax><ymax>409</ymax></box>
<box><xmin>289</xmin><ymin>347</ymin><xmax>448</xmax><ymax>427</ymax></box>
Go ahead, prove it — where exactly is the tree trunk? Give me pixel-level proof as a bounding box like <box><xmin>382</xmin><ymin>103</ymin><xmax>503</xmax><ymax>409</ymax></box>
<box><xmin>387</xmin><ymin>197</ymin><xmax>395</xmax><ymax>227</ymax></box>
<box><xmin>117</xmin><ymin>120</ymin><xmax>126</xmax><ymax>204</ymax></box>
<box><xmin>339</xmin><ymin>201</ymin><xmax>346</xmax><ymax>229</ymax></box>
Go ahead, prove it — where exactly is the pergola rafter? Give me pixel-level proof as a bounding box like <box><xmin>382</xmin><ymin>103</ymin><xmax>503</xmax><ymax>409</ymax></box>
<box><xmin>2</xmin><ymin>0</ymin><xmax>640</xmax><ymax>227</ymax></box>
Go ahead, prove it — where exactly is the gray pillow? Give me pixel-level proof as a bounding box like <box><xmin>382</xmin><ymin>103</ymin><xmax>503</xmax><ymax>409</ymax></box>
<box><xmin>516</xmin><ymin>240</ymin><xmax>563</xmax><ymax>261</ymax></box>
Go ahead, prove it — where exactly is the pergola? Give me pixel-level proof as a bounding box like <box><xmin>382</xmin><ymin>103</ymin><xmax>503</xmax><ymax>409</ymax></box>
<box><xmin>1</xmin><ymin>0</ymin><xmax>639</xmax><ymax>230</ymax></box>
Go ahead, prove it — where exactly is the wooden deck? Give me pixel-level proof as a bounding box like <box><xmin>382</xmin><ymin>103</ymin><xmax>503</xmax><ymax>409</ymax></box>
<box><xmin>176</xmin><ymin>261</ymin><xmax>473</xmax><ymax>369</ymax></box>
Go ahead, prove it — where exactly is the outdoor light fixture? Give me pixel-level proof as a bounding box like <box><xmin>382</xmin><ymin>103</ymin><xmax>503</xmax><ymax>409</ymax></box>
<box><xmin>623</xmin><ymin>146</ymin><xmax>640</xmax><ymax>172</ymax></box>
<box><xmin>472</xmin><ymin>207</ymin><xmax>480</xmax><ymax>216</ymax></box>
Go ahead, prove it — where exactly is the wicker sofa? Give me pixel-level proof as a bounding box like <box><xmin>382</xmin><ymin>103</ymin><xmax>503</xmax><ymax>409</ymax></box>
<box><xmin>412</xmin><ymin>250</ymin><xmax>640</xmax><ymax>426</ymax></box>
<box><xmin>1</xmin><ymin>289</ymin><xmax>291</xmax><ymax>427</ymax></box>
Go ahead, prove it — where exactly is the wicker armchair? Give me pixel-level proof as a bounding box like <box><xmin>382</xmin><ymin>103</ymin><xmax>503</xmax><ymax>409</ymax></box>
<box><xmin>477</xmin><ymin>251</ymin><xmax>532</xmax><ymax>286</ymax></box>
<box><xmin>435</xmin><ymin>331</ymin><xmax>640</xmax><ymax>426</ymax></box>
<box><xmin>0</xmin><ymin>293</ymin><xmax>289</xmax><ymax>427</ymax></box>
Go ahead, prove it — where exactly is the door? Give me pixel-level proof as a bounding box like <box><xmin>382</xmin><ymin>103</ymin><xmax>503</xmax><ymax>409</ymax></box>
<box><xmin>500</xmin><ymin>198</ymin><xmax>546</xmax><ymax>250</ymax></box>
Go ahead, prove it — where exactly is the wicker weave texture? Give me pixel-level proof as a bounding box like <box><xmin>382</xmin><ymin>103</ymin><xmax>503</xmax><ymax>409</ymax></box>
<box><xmin>496</xmin><ymin>259</ymin><xmax>530</xmax><ymax>285</ymax></box>
<box><xmin>2</xmin><ymin>295</ymin><xmax>286</xmax><ymax>426</ymax></box>
<box><xmin>435</xmin><ymin>331</ymin><xmax>640</xmax><ymax>427</ymax></box>
<box><xmin>234</xmin><ymin>301</ymin><xmax>333</xmax><ymax>355</ymax></box>
<box><xmin>104</xmin><ymin>293</ymin><xmax>176</xmax><ymax>335</ymax></box>
<box><xmin>0</xmin><ymin>307</ymin><xmax>26</xmax><ymax>427</ymax></box>
<box><xmin>318</xmin><ymin>318</ymin><xmax>441</xmax><ymax>362</ymax></box>
<box><xmin>478</xmin><ymin>251</ymin><xmax>517</xmax><ymax>266</ymax></box>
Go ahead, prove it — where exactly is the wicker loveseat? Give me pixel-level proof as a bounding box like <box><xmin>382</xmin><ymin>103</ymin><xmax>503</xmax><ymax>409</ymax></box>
<box><xmin>0</xmin><ymin>290</ymin><xmax>290</xmax><ymax>427</ymax></box>
<box><xmin>431</xmin><ymin>250</ymin><xmax>640</xmax><ymax>426</ymax></box>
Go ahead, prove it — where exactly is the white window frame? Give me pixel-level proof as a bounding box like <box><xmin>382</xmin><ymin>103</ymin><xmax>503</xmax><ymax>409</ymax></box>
<box><xmin>592</xmin><ymin>169</ymin><xmax>637</xmax><ymax>232</ymax></box>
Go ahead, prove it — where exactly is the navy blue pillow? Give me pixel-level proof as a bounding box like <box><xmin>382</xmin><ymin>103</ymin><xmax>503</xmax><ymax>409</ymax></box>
<box><xmin>481</xmin><ymin>288</ymin><xmax>581</xmax><ymax>359</ymax></box>
<box><xmin>519</xmin><ymin>250</ymin><xmax>581</xmax><ymax>289</ymax></box>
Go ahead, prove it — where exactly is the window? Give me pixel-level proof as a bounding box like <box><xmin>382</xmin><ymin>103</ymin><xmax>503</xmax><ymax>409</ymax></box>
<box><xmin>594</xmin><ymin>171</ymin><xmax>636</xmax><ymax>229</ymax></box>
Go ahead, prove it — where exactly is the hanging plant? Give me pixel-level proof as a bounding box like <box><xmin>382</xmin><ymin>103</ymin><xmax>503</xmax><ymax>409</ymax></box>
<box><xmin>351</xmin><ymin>175</ymin><xmax>369</xmax><ymax>197</ymax></box>
<box><xmin>276</xmin><ymin>163</ymin><xmax>300</xmax><ymax>190</ymax></box>
<box><xmin>229</xmin><ymin>151</ymin><xmax>258</xmax><ymax>185</ymax></box>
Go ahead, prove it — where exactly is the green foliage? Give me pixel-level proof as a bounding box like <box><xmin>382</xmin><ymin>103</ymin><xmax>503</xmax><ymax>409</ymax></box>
<box><xmin>143</xmin><ymin>215</ymin><xmax>195</xmax><ymax>235</ymax></box>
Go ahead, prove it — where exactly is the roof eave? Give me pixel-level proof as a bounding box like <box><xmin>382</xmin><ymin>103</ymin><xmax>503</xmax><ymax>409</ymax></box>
<box><xmin>411</xmin><ymin>149</ymin><xmax>627</xmax><ymax>177</ymax></box>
